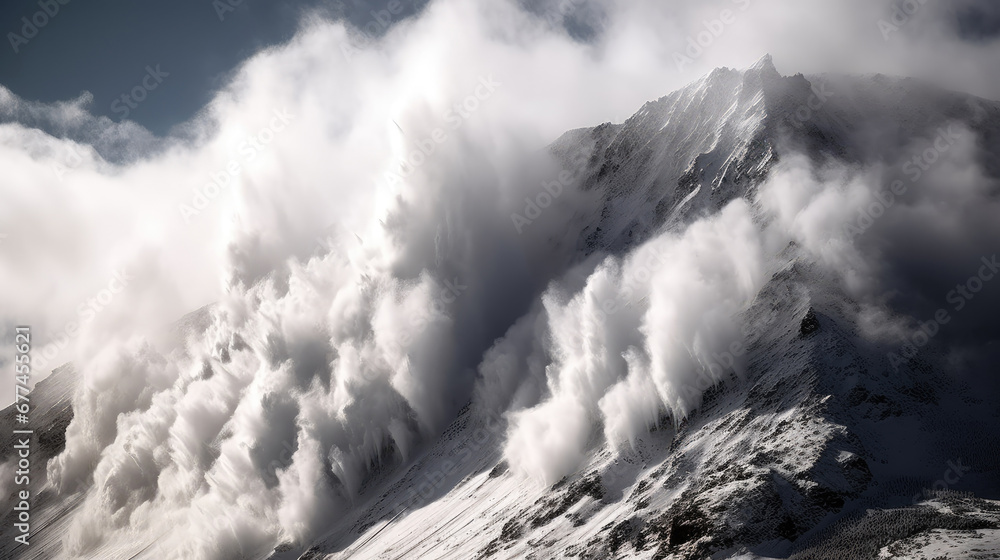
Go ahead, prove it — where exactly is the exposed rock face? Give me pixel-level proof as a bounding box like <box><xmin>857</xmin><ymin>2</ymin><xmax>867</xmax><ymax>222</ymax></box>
<box><xmin>274</xmin><ymin>57</ymin><xmax>1000</xmax><ymax>560</ymax></box>
<box><xmin>6</xmin><ymin>56</ymin><xmax>1000</xmax><ymax>560</ymax></box>
<box><xmin>800</xmin><ymin>308</ymin><xmax>821</xmax><ymax>337</ymax></box>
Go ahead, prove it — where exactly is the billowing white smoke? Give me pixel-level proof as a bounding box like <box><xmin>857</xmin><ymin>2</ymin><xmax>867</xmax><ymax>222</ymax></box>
<box><xmin>483</xmin><ymin>201</ymin><xmax>766</xmax><ymax>485</ymax></box>
<box><xmin>18</xmin><ymin>2</ymin><xmax>645</xmax><ymax>557</ymax></box>
<box><xmin>45</xmin><ymin>259</ymin><xmax>471</xmax><ymax>555</ymax></box>
<box><xmin>1</xmin><ymin>0</ymin><xmax>999</xmax><ymax>558</ymax></box>
<box><xmin>483</xmin><ymin>128</ymin><xmax>1000</xmax><ymax>485</ymax></box>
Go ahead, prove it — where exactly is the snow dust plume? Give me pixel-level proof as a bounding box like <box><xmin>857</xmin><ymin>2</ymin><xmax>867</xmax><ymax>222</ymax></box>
<box><xmin>0</xmin><ymin>1</ymin><xmax>689</xmax><ymax>557</ymax></box>
<box><xmin>484</xmin><ymin>202</ymin><xmax>766</xmax><ymax>484</ymax></box>
<box><xmin>1</xmin><ymin>0</ymin><xmax>999</xmax><ymax>558</ymax></box>
<box><xmin>484</xmin><ymin>126</ymin><xmax>1000</xmax><ymax>485</ymax></box>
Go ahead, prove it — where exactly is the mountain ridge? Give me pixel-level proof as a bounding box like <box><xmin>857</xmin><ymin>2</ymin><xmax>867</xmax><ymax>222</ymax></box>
<box><xmin>4</xmin><ymin>56</ymin><xmax>1000</xmax><ymax>560</ymax></box>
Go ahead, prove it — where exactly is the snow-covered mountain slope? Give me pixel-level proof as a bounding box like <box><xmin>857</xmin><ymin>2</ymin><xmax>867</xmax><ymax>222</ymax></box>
<box><xmin>551</xmin><ymin>55</ymin><xmax>1000</xmax><ymax>258</ymax></box>
<box><xmin>0</xmin><ymin>364</ymin><xmax>78</xmax><ymax>560</ymax></box>
<box><xmin>279</xmin><ymin>242</ymin><xmax>1000</xmax><ymax>560</ymax></box>
<box><xmin>549</xmin><ymin>55</ymin><xmax>781</xmax><ymax>255</ymax></box>
<box><xmin>276</xmin><ymin>56</ymin><xmax>1000</xmax><ymax>560</ymax></box>
<box><xmin>4</xmin><ymin>56</ymin><xmax>1000</xmax><ymax>560</ymax></box>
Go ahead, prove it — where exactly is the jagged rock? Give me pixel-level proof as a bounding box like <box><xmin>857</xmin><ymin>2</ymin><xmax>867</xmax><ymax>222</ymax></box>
<box><xmin>800</xmin><ymin>307</ymin><xmax>820</xmax><ymax>337</ymax></box>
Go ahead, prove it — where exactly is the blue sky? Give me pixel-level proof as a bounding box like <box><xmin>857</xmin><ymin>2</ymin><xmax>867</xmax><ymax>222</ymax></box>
<box><xmin>0</xmin><ymin>0</ymin><xmax>426</xmax><ymax>135</ymax></box>
<box><xmin>3</xmin><ymin>0</ymin><xmax>998</xmax><ymax>137</ymax></box>
<box><xmin>4</xmin><ymin>0</ymin><xmax>1000</xmax><ymax>400</ymax></box>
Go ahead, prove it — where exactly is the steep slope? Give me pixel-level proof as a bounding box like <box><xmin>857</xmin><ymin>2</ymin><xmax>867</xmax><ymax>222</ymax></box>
<box><xmin>6</xmin><ymin>57</ymin><xmax>1000</xmax><ymax>560</ymax></box>
<box><xmin>551</xmin><ymin>55</ymin><xmax>782</xmax><ymax>255</ymax></box>
<box><xmin>553</xmin><ymin>55</ymin><xmax>1000</xmax><ymax>259</ymax></box>
<box><xmin>277</xmin><ymin>58</ymin><xmax>1000</xmax><ymax>560</ymax></box>
<box><xmin>0</xmin><ymin>364</ymin><xmax>78</xmax><ymax>560</ymax></box>
<box><xmin>0</xmin><ymin>308</ymin><xmax>213</xmax><ymax>560</ymax></box>
<box><xmin>283</xmin><ymin>243</ymin><xmax>1000</xmax><ymax>560</ymax></box>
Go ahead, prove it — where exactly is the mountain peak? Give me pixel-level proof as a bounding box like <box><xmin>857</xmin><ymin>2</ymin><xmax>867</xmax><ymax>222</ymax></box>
<box><xmin>748</xmin><ymin>53</ymin><xmax>776</xmax><ymax>73</ymax></box>
<box><xmin>744</xmin><ymin>53</ymin><xmax>781</xmax><ymax>86</ymax></box>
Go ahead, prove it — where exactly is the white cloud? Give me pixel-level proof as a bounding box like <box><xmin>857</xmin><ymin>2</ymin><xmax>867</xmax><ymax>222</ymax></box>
<box><xmin>0</xmin><ymin>0</ymin><xmax>998</xmax><ymax>557</ymax></box>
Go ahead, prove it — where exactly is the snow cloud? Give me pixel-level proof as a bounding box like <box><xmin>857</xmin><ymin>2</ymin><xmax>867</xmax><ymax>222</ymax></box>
<box><xmin>0</xmin><ymin>0</ymin><xmax>999</xmax><ymax>557</ymax></box>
